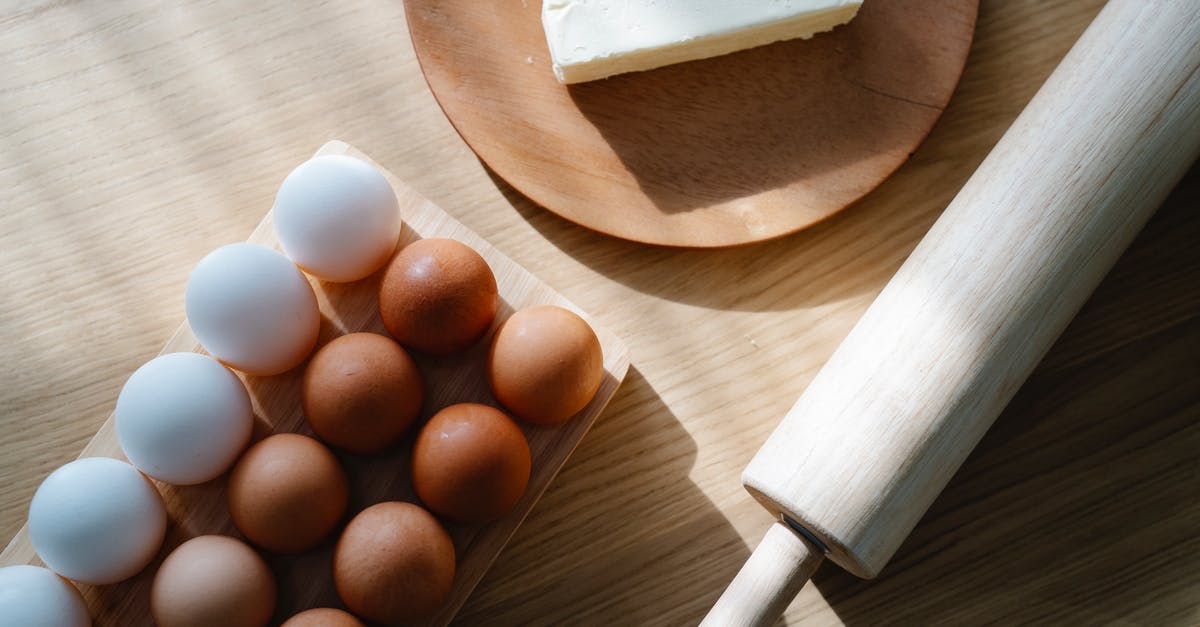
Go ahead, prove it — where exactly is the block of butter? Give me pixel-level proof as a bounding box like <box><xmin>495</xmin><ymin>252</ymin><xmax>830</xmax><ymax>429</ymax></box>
<box><xmin>542</xmin><ymin>0</ymin><xmax>863</xmax><ymax>84</ymax></box>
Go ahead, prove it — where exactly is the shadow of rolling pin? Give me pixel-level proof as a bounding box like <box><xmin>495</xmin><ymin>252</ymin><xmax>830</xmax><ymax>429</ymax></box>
<box><xmin>704</xmin><ymin>1</ymin><xmax>1200</xmax><ymax>624</ymax></box>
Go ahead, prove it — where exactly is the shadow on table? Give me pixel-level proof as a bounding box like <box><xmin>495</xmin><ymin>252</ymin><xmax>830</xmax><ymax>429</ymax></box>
<box><xmin>812</xmin><ymin>164</ymin><xmax>1200</xmax><ymax>625</ymax></box>
<box><xmin>487</xmin><ymin>165</ymin><xmax>912</xmax><ymax>314</ymax></box>
<box><xmin>455</xmin><ymin>366</ymin><xmax>753</xmax><ymax>626</ymax></box>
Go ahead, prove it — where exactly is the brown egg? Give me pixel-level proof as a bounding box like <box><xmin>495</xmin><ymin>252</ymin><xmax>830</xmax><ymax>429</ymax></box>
<box><xmin>151</xmin><ymin>535</ymin><xmax>275</xmax><ymax>627</ymax></box>
<box><xmin>411</xmin><ymin>403</ymin><xmax>531</xmax><ymax>523</ymax></box>
<box><xmin>227</xmin><ymin>433</ymin><xmax>349</xmax><ymax>553</ymax></box>
<box><xmin>378</xmin><ymin>238</ymin><xmax>499</xmax><ymax>355</ymax></box>
<box><xmin>302</xmin><ymin>332</ymin><xmax>424</xmax><ymax>455</ymax></box>
<box><xmin>281</xmin><ymin>608</ymin><xmax>365</xmax><ymax>627</ymax></box>
<box><xmin>488</xmin><ymin>305</ymin><xmax>604</xmax><ymax>425</ymax></box>
<box><xmin>333</xmin><ymin>502</ymin><xmax>455</xmax><ymax>624</ymax></box>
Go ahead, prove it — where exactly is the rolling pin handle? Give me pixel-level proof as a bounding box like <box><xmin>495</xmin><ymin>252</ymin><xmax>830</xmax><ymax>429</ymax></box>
<box><xmin>702</xmin><ymin>520</ymin><xmax>826</xmax><ymax>627</ymax></box>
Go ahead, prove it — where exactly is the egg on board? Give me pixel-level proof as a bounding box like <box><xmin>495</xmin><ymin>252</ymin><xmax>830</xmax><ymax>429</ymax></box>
<box><xmin>333</xmin><ymin>502</ymin><xmax>455</xmax><ymax>625</ymax></box>
<box><xmin>411</xmin><ymin>403</ymin><xmax>531</xmax><ymax>524</ymax></box>
<box><xmin>185</xmin><ymin>243</ymin><xmax>320</xmax><ymax>376</ymax></box>
<box><xmin>150</xmin><ymin>535</ymin><xmax>275</xmax><ymax>627</ymax></box>
<box><xmin>0</xmin><ymin>565</ymin><xmax>90</xmax><ymax>627</ymax></box>
<box><xmin>273</xmin><ymin>155</ymin><xmax>402</xmax><ymax>283</ymax></box>
<box><xmin>226</xmin><ymin>434</ymin><xmax>349</xmax><ymax>554</ymax></box>
<box><xmin>488</xmin><ymin>305</ymin><xmax>604</xmax><ymax>426</ymax></box>
<box><xmin>28</xmin><ymin>458</ymin><xmax>166</xmax><ymax>585</ymax></box>
<box><xmin>302</xmin><ymin>333</ymin><xmax>424</xmax><ymax>455</ymax></box>
<box><xmin>281</xmin><ymin>608</ymin><xmax>365</xmax><ymax>627</ymax></box>
<box><xmin>115</xmin><ymin>352</ymin><xmax>252</xmax><ymax>485</ymax></box>
<box><xmin>378</xmin><ymin>238</ymin><xmax>499</xmax><ymax>355</ymax></box>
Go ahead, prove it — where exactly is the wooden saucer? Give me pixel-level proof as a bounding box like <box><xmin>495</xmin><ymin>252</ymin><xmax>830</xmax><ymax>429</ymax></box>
<box><xmin>406</xmin><ymin>0</ymin><xmax>978</xmax><ymax>247</ymax></box>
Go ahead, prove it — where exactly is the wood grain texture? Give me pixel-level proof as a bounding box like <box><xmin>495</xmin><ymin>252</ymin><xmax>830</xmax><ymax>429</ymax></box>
<box><xmin>745</xmin><ymin>0</ymin><xmax>1200</xmax><ymax>579</ymax></box>
<box><xmin>0</xmin><ymin>141</ymin><xmax>630</xmax><ymax>626</ymax></box>
<box><xmin>703</xmin><ymin>522</ymin><xmax>825</xmax><ymax>627</ymax></box>
<box><xmin>405</xmin><ymin>0</ymin><xmax>978</xmax><ymax>247</ymax></box>
<box><xmin>0</xmin><ymin>0</ymin><xmax>1195</xmax><ymax>625</ymax></box>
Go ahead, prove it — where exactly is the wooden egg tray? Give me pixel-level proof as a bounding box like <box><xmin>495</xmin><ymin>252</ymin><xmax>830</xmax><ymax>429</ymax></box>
<box><xmin>0</xmin><ymin>140</ymin><xmax>631</xmax><ymax>626</ymax></box>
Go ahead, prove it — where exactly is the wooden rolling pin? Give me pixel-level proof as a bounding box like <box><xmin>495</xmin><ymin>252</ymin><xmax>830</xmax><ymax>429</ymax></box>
<box><xmin>704</xmin><ymin>1</ymin><xmax>1200</xmax><ymax>624</ymax></box>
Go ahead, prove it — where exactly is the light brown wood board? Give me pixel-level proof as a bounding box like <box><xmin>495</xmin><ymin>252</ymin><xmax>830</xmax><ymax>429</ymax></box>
<box><xmin>1</xmin><ymin>1</ymin><xmax>1196</xmax><ymax>625</ymax></box>
<box><xmin>0</xmin><ymin>140</ymin><xmax>632</xmax><ymax>627</ymax></box>
<box><xmin>405</xmin><ymin>0</ymin><xmax>979</xmax><ymax>247</ymax></box>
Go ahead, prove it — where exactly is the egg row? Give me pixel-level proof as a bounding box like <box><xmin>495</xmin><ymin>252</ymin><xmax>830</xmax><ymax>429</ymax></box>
<box><xmin>5</xmin><ymin>154</ymin><xmax>604</xmax><ymax>626</ymax></box>
<box><xmin>0</xmin><ymin>559</ymin><xmax>365</xmax><ymax>627</ymax></box>
<box><xmin>187</xmin><ymin>160</ymin><xmax>603</xmax><ymax>426</ymax></box>
<box><xmin>186</xmin><ymin>155</ymin><xmax>402</xmax><ymax>377</ymax></box>
<box><xmin>151</xmin><ymin>501</ymin><xmax>454</xmax><ymax>626</ymax></box>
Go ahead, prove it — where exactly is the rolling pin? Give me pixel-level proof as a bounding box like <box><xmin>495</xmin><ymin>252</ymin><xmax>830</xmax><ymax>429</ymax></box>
<box><xmin>704</xmin><ymin>1</ymin><xmax>1200</xmax><ymax>624</ymax></box>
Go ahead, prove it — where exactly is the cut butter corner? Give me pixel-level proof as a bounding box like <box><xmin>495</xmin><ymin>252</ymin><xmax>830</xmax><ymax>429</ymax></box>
<box><xmin>542</xmin><ymin>0</ymin><xmax>863</xmax><ymax>84</ymax></box>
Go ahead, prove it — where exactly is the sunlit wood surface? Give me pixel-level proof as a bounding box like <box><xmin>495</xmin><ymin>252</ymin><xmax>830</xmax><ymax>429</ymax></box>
<box><xmin>1</xmin><ymin>1</ymin><xmax>1195</xmax><ymax>624</ymax></box>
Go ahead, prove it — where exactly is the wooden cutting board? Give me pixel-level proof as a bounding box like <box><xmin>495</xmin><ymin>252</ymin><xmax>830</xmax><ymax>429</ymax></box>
<box><xmin>405</xmin><ymin>0</ymin><xmax>979</xmax><ymax>247</ymax></box>
<box><xmin>0</xmin><ymin>141</ymin><xmax>631</xmax><ymax>627</ymax></box>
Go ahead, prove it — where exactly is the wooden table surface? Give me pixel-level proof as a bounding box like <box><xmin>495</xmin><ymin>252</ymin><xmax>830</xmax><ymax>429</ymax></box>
<box><xmin>1</xmin><ymin>1</ymin><xmax>1195</xmax><ymax>625</ymax></box>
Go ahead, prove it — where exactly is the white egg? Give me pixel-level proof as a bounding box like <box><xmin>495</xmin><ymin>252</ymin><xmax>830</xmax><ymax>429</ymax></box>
<box><xmin>273</xmin><ymin>155</ymin><xmax>402</xmax><ymax>282</ymax></box>
<box><xmin>28</xmin><ymin>458</ymin><xmax>166</xmax><ymax>585</ymax></box>
<box><xmin>0</xmin><ymin>565</ymin><xmax>90</xmax><ymax>627</ymax></box>
<box><xmin>115</xmin><ymin>352</ymin><xmax>253</xmax><ymax>485</ymax></box>
<box><xmin>185</xmin><ymin>243</ymin><xmax>320</xmax><ymax>376</ymax></box>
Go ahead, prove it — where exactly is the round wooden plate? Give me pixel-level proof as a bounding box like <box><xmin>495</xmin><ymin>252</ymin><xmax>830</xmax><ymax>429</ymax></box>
<box><xmin>406</xmin><ymin>0</ymin><xmax>978</xmax><ymax>247</ymax></box>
